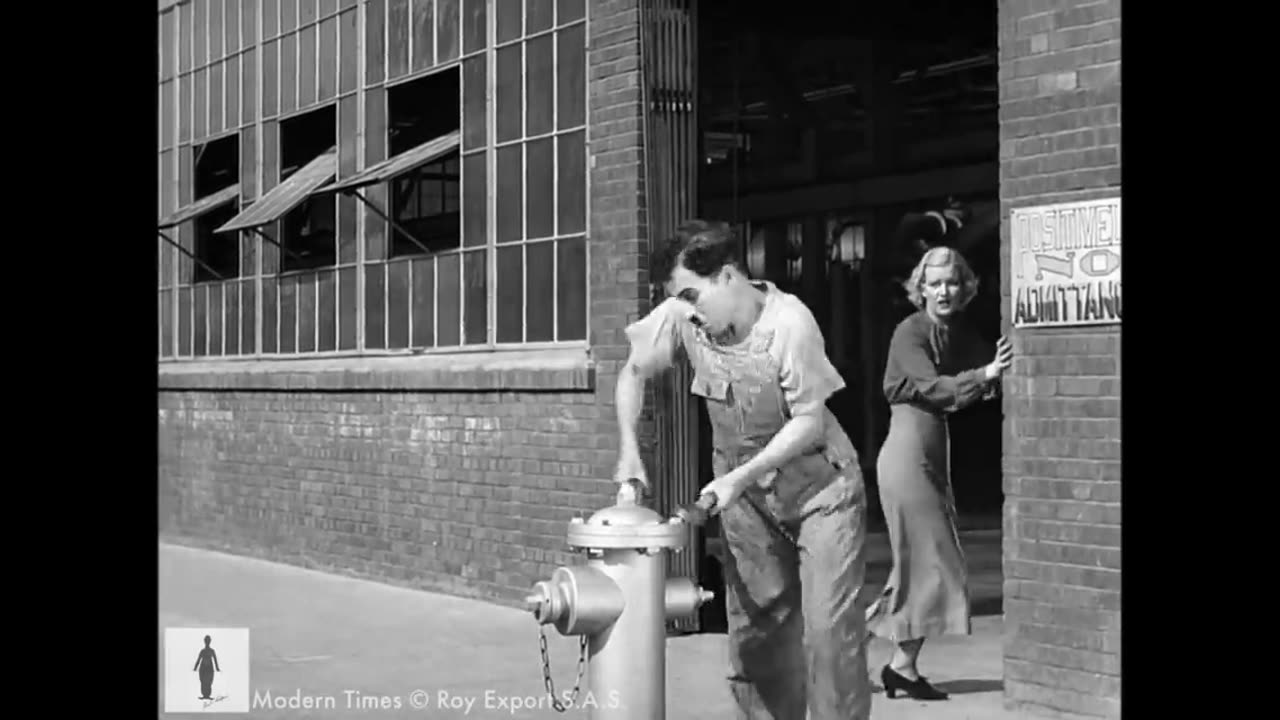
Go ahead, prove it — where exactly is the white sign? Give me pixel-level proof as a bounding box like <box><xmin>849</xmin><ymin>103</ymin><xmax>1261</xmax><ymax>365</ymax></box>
<box><xmin>1010</xmin><ymin>196</ymin><xmax>1121</xmax><ymax>328</ymax></box>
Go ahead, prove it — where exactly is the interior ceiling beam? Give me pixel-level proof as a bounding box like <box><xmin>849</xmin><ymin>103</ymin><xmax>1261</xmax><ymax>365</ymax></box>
<box><xmin>702</xmin><ymin>162</ymin><xmax>998</xmax><ymax>223</ymax></box>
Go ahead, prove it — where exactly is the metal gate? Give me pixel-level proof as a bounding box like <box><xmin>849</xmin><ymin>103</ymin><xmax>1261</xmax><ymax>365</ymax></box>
<box><xmin>639</xmin><ymin>0</ymin><xmax>702</xmax><ymax>633</ymax></box>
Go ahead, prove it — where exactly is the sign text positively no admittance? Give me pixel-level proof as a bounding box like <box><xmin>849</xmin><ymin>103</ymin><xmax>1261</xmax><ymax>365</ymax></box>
<box><xmin>1010</xmin><ymin>196</ymin><xmax>1121</xmax><ymax>328</ymax></box>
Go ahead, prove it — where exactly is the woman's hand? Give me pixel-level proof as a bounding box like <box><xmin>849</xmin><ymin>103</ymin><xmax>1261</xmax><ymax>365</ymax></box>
<box><xmin>984</xmin><ymin>335</ymin><xmax>1013</xmax><ymax>380</ymax></box>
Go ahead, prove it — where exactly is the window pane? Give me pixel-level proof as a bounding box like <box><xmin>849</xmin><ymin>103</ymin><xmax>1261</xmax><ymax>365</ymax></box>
<box><xmin>159</xmin><ymin>149</ymin><xmax>175</xmax><ymax>226</ymax></box>
<box><xmin>263</xmin><ymin>0</ymin><xmax>278</xmax><ymax>37</ymax></box>
<box><xmin>462</xmin><ymin>55</ymin><xmax>486</xmax><ymax>152</ymax></box>
<box><xmin>209</xmin><ymin>62</ymin><xmax>224</xmax><ymax>136</ymax></box>
<box><xmin>299</xmin><ymin>24</ymin><xmax>317</xmax><ymax>107</ymax></box>
<box><xmin>243</xmin><ymin>0</ymin><xmax>257</xmax><ymax>43</ymax></box>
<box><xmin>436</xmin><ymin>252</ymin><xmax>461</xmax><ymax>346</ymax></box>
<box><xmin>437</xmin><ymin>0</ymin><xmax>460</xmax><ymax>62</ymax></box>
<box><xmin>365</xmin><ymin>0</ymin><xmax>385</xmax><ymax>84</ymax></box>
<box><xmin>525</xmin><ymin>34</ymin><xmax>553</xmax><ymax>137</ymax></box>
<box><xmin>387</xmin><ymin>0</ymin><xmax>409</xmax><ymax>80</ymax></box>
<box><xmin>525</xmin><ymin>240</ymin><xmax>554</xmax><ymax>342</ymax></box>
<box><xmin>557</xmin><ymin>0</ymin><xmax>585</xmax><ymax>24</ymax></box>
<box><xmin>318</xmin><ymin>269</ymin><xmax>336</xmax><ymax>351</ymax></box>
<box><xmin>319</xmin><ymin>17</ymin><xmax>337</xmax><ymax>101</ymax></box>
<box><xmin>339</xmin><ymin>9</ymin><xmax>357</xmax><ymax>94</ymax></box>
<box><xmin>226</xmin><ymin>0</ymin><xmax>240</xmax><ymax>53</ymax></box>
<box><xmin>194</xmin><ymin>285</ymin><xmax>209</xmax><ymax>356</ymax></box>
<box><xmin>210</xmin><ymin>0</ymin><xmax>225</xmax><ymax>59</ymax></box>
<box><xmin>161</xmin><ymin>290</ymin><xmax>174</xmax><ymax>357</ymax></box>
<box><xmin>299</xmin><ymin>272</ymin><xmax>317</xmax><ymax>353</ymax></box>
<box><xmin>411</xmin><ymin>256</ymin><xmax>435</xmax><ymax>348</ymax></box>
<box><xmin>526</xmin><ymin>137</ymin><xmax>553</xmax><ymax>239</ymax></box>
<box><xmin>462</xmin><ymin>0</ymin><xmax>485</xmax><ymax>54</ymax></box>
<box><xmin>462</xmin><ymin>151</ymin><xmax>486</xmax><ymax>248</ymax></box>
<box><xmin>262</xmin><ymin>123</ymin><xmax>279</xmax><ymax>206</ymax></box>
<box><xmin>527</xmin><ymin>0</ymin><xmax>552</xmax><ymax>34</ymax></box>
<box><xmin>496</xmin><ymin>144</ymin><xmax>522</xmax><ymax>243</ymax></box>
<box><xmin>242</xmin><ymin>48</ymin><xmax>257</xmax><ymax>123</ymax></box>
<box><xmin>194</xmin><ymin>68</ymin><xmax>208</xmax><ymax>140</ymax></box>
<box><xmin>179</xmin><ymin>287</ymin><xmax>193</xmax><ymax>356</ymax></box>
<box><xmin>556</xmin><ymin>24</ymin><xmax>585</xmax><ymax>130</ymax></box>
<box><xmin>161</xmin><ymin>82</ymin><xmax>175</xmax><ymax>149</ymax></box>
<box><xmin>387</xmin><ymin>260</ymin><xmax>410</xmax><ymax>349</ymax></box>
<box><xmin>280</xmin><ymin>33</ymin><xmax>297</xmax><ymax>114</ymax></box>
<box><xmin>281</xmin><ymin>0</ymin><xmax>298</xmax><ymax>32</ymax></box>
<box><xmin>179</xmin><ymin>3</ymin><xmax>193</xmax><ymax>73</ymax></box>
<box><xmin>279</xmin><ymin>277</ymin><xmax>297</xmax><ymax>353</ymax></box>
<box><xmin>496</xmin><ymin>245</ymin><xmax>523</xmax><ymax>342</ymax></box>
<box><xmin>497</xmin><ymin>0</ymin><xmax>521</xmax><ymax>44</ymax></box>
<box><xmin>262</xmin><ymin>277</ymin><xmax>278</xmax><ymax>352</ymax></box>
<box><xmin>557</xmin><ymin>130</ymin><xmax>586</xmax><ymax>235</ymax></box>
<box><xmin>557</xmin><ymin>235</ymin><xmax>586</xmax><ymax>340</ymax></box>
<box><xmin>179</xmin><ymin>74</ymin><xmax>192</xmax><ymax>143</ymax></box>
<box><xmin>300</xmin><ymin>0</ymin><xmax>316</xmax><ymax>24</ymax></box>
<box><xmin>464</xmin><ymin>249</ymin><xmax>487</xmax><ymax>344</ymax></box>
<box><xmin>241</xmin><ymin>279</ymin><xmax>256</xmax><ymax>354</ymax></box>
<box><xmin>226</xmin><ymin>56</ymin><xmax>240</xmax><ymax>130</ymax></box>
<box><xmin>496</xmin><ymin>44</ymin><xmax>522</xmax><ymax>143</ymax></box>
<box><xmin>209</xmin><ymin>282</ymin><xmax>225</xmax><ymax>356</ymax></box>
<box><xmin>411</xmin><ymin>0</ymin><xmax>434</xmax><ymax>72</ymax></box>
<box><xmin>338</xmin><ymin>266</ymin><xmax>357</xmax><ymax>350</ymax></box>
<box><xmin>263</xmin><ymin>40</ymin><xmax>278</xmax><ymax>117</ymax></box>
<box><xmin>225</xmin><ymin>282</ymin><xmax>240</xmax><ymax>356</ymax></box>
<box><xmin>364</xmin><ymin>264</ymin><xmax>386</xmax><ymax>349</ymax></box>
<box><xmin>194</xmin><ymin>0</ymin><xmax>207</xmax><ymax>67</ymax></box>
<box><xmin>225</xmin><ymin>281</ymin><xmax>239</xmax><ymax>355</ymax></box>
<box><xmin>160</xmin><ymin>11</ymin><xmax>174</xmax><ymax>80</ymax></box>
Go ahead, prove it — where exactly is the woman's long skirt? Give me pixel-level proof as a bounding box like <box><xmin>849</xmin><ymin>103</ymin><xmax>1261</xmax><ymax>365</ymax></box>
<box><xmin>866</xmin><ymin>404</ymin><xmax>971</xmax><ymax>641</ymax></box>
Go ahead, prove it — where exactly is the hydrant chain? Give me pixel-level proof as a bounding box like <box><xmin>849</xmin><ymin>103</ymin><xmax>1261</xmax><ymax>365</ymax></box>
<box><xmin>539</xmin><ymin>626</ymin><xmax>588</xmax><ymax>713</ymax></box>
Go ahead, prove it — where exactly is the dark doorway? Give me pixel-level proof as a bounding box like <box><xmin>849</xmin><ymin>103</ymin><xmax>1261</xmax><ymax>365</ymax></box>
<box><xmin>690</xmin><ymin>0</ymin><xmax>1002</xmax><ymax>632</ymax></box>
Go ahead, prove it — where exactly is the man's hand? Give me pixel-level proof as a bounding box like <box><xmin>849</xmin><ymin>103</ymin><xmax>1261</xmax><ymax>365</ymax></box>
<box><xmin>698</xmin><ymin>466</ymin><xmax>753</xmax><ymax>515</ymax></box>
<box><xmin>614</xmin><ymin>449</ymin><xmax>648</xmax><ymax>490</ymax></box>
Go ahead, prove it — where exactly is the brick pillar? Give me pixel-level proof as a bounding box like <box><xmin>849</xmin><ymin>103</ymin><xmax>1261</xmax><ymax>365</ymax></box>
<box><xmin>998</xmin><ymin>1</ymin><xmax>1122</xmax><ymax>718</ymax></box>
<box><xmin>587</xmin><ymin>1</ymin><xmax>651</xmax><ymax>454</ymax></box>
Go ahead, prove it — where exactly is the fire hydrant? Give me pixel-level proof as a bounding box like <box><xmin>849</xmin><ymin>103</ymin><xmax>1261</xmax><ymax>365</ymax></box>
<box><xmin>524</xmin><ymin>480</ymin><xmax>716</xmax><ymax>719</ymax></box>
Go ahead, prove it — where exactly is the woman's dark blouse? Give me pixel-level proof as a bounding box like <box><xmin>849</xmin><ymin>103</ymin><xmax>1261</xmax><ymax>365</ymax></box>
<box><xmin>882</xmin><ymin>310</ymin><xmax>998</xmax><ymax>415</ymax></box>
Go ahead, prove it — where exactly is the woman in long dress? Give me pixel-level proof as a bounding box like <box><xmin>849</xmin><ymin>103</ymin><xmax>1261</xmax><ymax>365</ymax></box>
<box><xmin>867</xmin><ymin>246</ymin><xmax>1012</xmax><ymax>701</ymax></box>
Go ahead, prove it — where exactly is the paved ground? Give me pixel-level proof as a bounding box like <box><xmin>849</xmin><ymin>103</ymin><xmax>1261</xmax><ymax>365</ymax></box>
<box><xmin>159</xmin><ymin>538</ymin><xmax>1029</xmax><ymax>719</ymax></box>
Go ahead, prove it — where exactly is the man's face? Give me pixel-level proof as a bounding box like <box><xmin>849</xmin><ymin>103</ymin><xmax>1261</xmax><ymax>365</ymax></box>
<box><xmin>664</xmin><ymin>264</ymin><xmax>738</xmax><ymax>336</ymax></box>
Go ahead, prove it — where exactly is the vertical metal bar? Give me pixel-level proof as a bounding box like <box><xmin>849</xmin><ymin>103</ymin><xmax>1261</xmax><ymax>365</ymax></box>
<box><xmin>641</xmin><ymin>0</ymin><xmax>701</xmax><ymax>633</ymax></box>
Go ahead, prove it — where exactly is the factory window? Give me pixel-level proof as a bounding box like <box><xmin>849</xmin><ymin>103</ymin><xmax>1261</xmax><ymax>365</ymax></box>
<box><xmin>387</xmin><ymin>69</ymin><xmax>461</xmax><ymax>259</ymax></box>
<box><xmin>279</xmin><ymin>105</ymin><xmax>338</xmax><ymax>272</ymax></box>
<box><xmin>492</xmin><ymin>1</ymin><xmax>588</xmax><ymax>344</ymax></box>
<box><xmin>192</xmin><ymin>134</ymin><xmax>241</xmax><ymax>283</ymax></box>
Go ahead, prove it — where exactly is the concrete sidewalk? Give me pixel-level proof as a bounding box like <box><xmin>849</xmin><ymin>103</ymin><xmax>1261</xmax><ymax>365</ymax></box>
<box><xmin>159</xmin><ymin>542</ymin><xmax>1028</xmax><ymax>719</ymax></box>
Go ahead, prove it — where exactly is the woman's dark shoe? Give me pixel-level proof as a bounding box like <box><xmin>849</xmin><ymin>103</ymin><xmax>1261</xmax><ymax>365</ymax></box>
<box><xmin>881</xmin><ymin>665</ymin><xmax>950</xmax><ymax>701</ymax></box>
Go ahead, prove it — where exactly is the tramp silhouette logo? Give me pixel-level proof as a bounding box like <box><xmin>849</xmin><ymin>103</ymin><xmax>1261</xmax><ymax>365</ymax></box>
<box><xmin>163</xmin><ymin>627</ymin><xmax>251</xmax><ymax>713</ymax></box>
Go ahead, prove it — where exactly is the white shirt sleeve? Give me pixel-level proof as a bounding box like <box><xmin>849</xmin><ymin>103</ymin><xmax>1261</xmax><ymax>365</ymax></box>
<box><xmin>623</xmin><ymin>297</ymin><xmax>694</xmax><ymax>376</ymax></box>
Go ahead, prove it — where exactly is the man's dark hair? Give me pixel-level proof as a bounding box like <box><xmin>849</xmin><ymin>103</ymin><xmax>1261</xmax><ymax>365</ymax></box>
<box><xmin>650</xmin><ymin>220</ymin><xmax>742</xmax><ymax>286</ymax></box>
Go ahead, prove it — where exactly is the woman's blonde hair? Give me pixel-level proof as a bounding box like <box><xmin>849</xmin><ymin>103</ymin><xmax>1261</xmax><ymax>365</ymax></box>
<box><xmin>904</xmin><ymin>246</ymin><xmax>980</xmax><ymax>310</ymax></box>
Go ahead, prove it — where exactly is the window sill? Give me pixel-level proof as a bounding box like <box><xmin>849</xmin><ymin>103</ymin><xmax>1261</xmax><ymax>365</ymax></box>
<box><xmin>157</xmin><ymin>347</ymin><xmax>595</xmax><ymax>392</ymax></box>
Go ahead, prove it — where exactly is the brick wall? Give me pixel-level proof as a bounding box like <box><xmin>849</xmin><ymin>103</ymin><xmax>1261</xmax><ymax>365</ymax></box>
<box><xmin>157</xmin><ymin>0</ymin><xmax>650</xmax><ymax>608</ymax></box>
<box><xmin>998</xmin><ymin>1</ymin><xmax>1121</xmax><ymax>718</ymax></box>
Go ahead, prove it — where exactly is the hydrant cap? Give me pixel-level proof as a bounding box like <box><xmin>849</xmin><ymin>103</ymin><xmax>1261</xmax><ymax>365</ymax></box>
<box><xmin>565</xmin><ymin>487</ymin><xmax>688</xmax><ymax>550</ymax></box>
<box><xmin>584</xmin><ymin>502</ymin><xmax>666</xmax><ymax>528</ymax></box>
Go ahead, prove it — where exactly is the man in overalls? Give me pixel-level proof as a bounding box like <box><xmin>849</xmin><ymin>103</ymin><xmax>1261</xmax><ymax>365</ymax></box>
<box><xmin>615</xmin><ymin>220</ymin><xmax>871</xmax><ymax>720</ymax></box>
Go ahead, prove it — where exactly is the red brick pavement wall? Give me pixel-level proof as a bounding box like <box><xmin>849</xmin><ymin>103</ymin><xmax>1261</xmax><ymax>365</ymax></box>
<box><xmin>998</xmin><ymin>1</ymin><xmax>1121</xmax><ymax>718</ymax></box>
<box><xmin>157</xmin><ymin>0</ymin><xmax>651</xmax><ymax>607</ymax></box>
